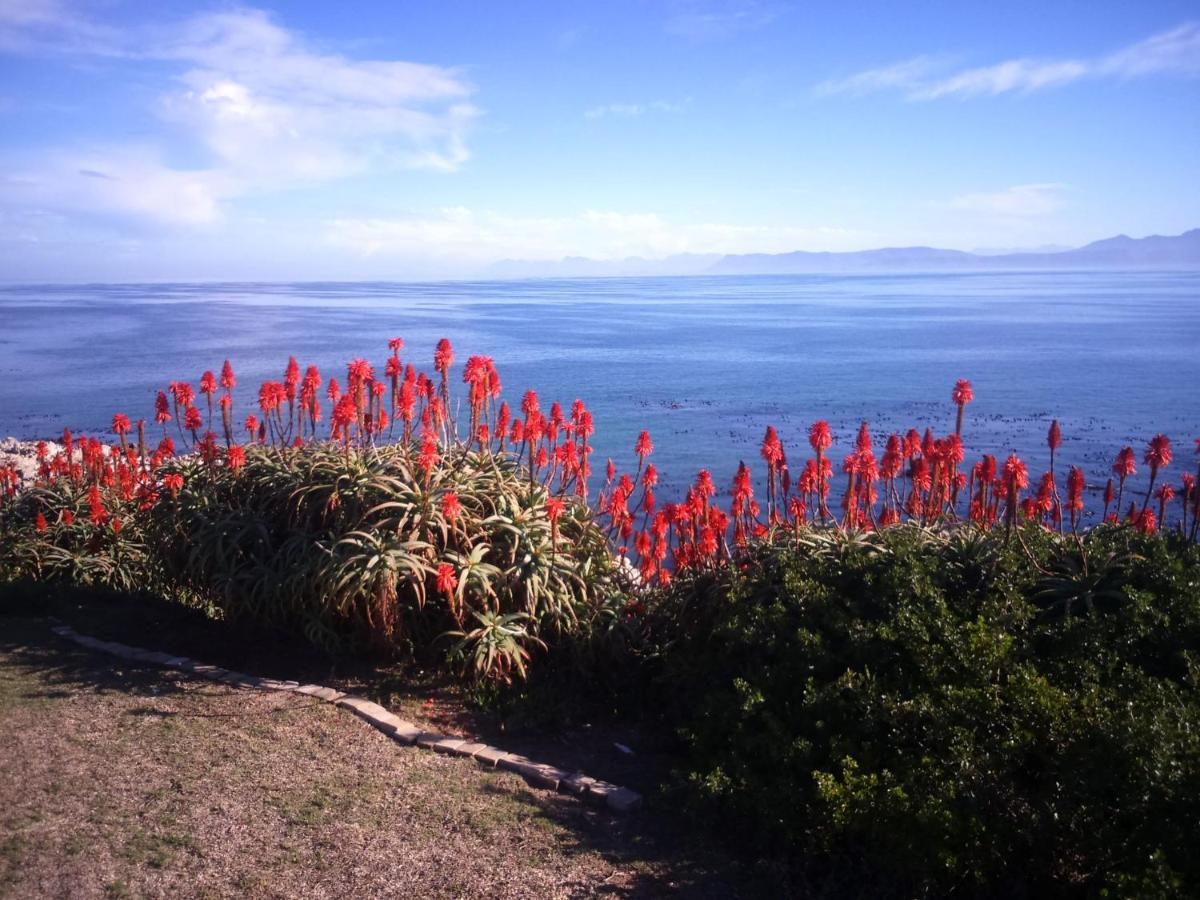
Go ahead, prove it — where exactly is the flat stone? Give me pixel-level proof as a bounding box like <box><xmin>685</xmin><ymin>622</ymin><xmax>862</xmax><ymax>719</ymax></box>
<box><xmin>498</xmin><ymin>756</ymin><xmax>564</xmax><ymax>790</ymax></box>
<box><xmin>605</xmin><ymin>787</ymin><xmax>643</xmax><ymax>813</ymax></box>
<box><xmin>257</xmin><ymin>678</ymin><xmax>300</xmax><ymax>692</ymax></box>
<box><xmin>129</xmin><ymin>649</ymin><xmax>162</xmax><ymax>663</ymax></box>
<box><xmin>51</xmin><ymin>625</ymin><xmax>74</xmax><ymax>636</ymax></box>
<box><xmin>521</xmin><ymin>767</ymin><xmax>565</xmax><ymax>791</ymax></box>
<box><xmin>451</xmin><ymin>742</ymin><xmax>490</xmax><ymax>758</ymax></box>
<box><xmin>335</xmin><ymin>697</ymin><xmax>404</xmax><ymax>733</ymax></box>
<box><xmin>140</xmin><ymin>651</ymin><xmax>174</xmax><ymax>666</ymax></box>
<box><xmin>193</xmin><ymin>665</ymin><xmax>228</xmax><ymax>680</ymax></box>
<box><xmin>163</xmin><ymin>656</ymin><xmax>190</xmax><ymax>668</ymax></box>
<box><xmin>415</xmin><ymin>731</ymin><xmax>448</xmax><ymax>750</ymax></box>
<box><xmin>584</xmin><ymin>780</ymin><xmax>621</xmax><ymax>805</ymax></box>
<box><xmin>219</xmin><ymin>671</ymin><xmax>253</xmax><ymax>686</ymax></box>
<box><xmin>559</xmin><ymin>773</ymin><xmax>596</xmax><ymax>797</ymax></box>
<box><xmin>432</xmin><ymin>738</ymin><xmax>467</xmax><ymax>755</ymax></box>
<box><xmin>471</xmin><ymin>745</ymin><xmax>510</xmax><ymax>767</ymax></box>
<box><xmin>334</xmin><ymin>695</ymin><xmax>383</xmax><ymax>716</ymax></box>
<box><xmin>363</xmin><ymin>710</ymin><xmax>404</xmax><ymax>732</ymax></box>
<box><xmin>73</xmin><ymin>635</ymin><xmax>104</xmax><ymax>648</ymax></box>
<box><xmin>295</xmin><ymin>685</ymin><xmax>344</xmax><ymax>702</ymax></box>
<box><xmin>388</xmin><ymin>721</ymin><xmax>422</xmax><ymax>745</ymax></box>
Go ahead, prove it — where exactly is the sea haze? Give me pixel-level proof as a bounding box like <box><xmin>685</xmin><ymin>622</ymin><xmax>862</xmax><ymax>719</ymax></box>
<box><xmin>1</xmin><ymin>271</ymin><xmax>1197</xmax><ymax>520</ymax></box>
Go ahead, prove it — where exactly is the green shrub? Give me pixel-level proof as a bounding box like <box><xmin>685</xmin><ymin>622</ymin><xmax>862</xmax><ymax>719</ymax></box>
<box><xmin>1</xmin><ymin>443</ymin><xmax>617</xmax><ymax>679</ymax></box>
<box><xmin>645</xmin><ymin>525</ymin><xmax>1200</xmax><ymax>896</ymax></box>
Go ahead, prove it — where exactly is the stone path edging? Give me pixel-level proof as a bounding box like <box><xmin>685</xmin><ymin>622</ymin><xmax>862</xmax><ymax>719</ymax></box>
<box><xmin>47</xmin><ymin>623</ymin><xmax>643</xmax><ymax>814</ymax></box>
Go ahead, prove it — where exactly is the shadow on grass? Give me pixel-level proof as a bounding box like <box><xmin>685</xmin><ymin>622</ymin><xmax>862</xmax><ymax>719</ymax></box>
<box><xmin>0</xmin><ymin>582</ymin><xmax>782</xmax><ymax>899</ymax></box>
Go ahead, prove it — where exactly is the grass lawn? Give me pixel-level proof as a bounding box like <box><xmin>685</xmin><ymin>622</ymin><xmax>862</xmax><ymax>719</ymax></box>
<box><xmin>0</xmin><ymin>611</ymin><xmax>760</xmax><ymax>899</ymax></box>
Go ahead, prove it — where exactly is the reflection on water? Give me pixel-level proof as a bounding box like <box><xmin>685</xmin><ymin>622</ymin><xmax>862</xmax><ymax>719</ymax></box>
<box><xmin>1</xmin><ymin>271</ymin><xmax>1197</xmax><ymax>519</ymax></box>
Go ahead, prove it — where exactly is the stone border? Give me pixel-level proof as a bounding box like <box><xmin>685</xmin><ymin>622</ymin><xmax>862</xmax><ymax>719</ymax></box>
<box><xmin>47</xmin><ymin>623</ymin><xmax>642</xmax><ymax>813</ymax></box>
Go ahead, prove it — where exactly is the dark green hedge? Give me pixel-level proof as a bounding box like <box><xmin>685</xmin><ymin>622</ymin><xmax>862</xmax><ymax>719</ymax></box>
<box><xmin>645</xmin><ymin>525</ymin><xmax>1200</xmax><ymax>897</ymax></box>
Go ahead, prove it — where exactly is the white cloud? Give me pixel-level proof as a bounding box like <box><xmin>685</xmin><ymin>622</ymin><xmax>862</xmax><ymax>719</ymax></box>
<box><xmin>584</xmin><ymin>99</ymin><xmax>688</xmax><ymax>119</ymax></box>
<box><xmin>664</xmin><ymin>0</ymin><xmax>780</xmax><ymax>40</ymax></box>
<box><xmin>326</xmin><ymin>208</ymin><xmax>866</xmax><ymax>262</ymax></box>
<box><xmin>817</xmin><ymin>21</ymin><xmax>1200</xmax><ymax>100</ymax></box>
<box><xmin>0</xmin><ymin>6</ymin><xmax>477</xmax><ymax>227</ymax></box>
<box><xmin>813</xmin><ymin>56</ymin><xmax>944</xmax><ymax>97</ymax></box>
<box><xmin>3</xmin><ymin>146</ymin><xmax>228</xmax><ymax>227</ymax></box>
<box><xmin>947</xmin><ymin>183</ymin><xmax>1067</xmax><ymax>217</ymax></box>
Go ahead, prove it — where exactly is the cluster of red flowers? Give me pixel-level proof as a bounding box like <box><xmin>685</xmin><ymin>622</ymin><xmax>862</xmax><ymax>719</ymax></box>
<box><xmin>596</xmin><ymin>382</ymin><xmax>1199</xmax><ymax>586</ymax></box>
<box><xmin>6</xmin><ymin>341</ymin><xmax>1199</xmax><ymax>585</ymax></box>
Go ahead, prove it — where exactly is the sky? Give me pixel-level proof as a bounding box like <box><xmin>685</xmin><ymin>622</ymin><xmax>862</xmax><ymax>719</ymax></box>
<box><xmin>0</xmin><ymin>0</ymin><xmax>1197</xmax><ymax>281</ymax></box>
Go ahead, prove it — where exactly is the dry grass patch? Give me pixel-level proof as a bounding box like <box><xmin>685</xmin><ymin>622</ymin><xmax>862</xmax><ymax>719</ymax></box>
<box><xmin>0</xmin><ymin>618</ymin><xmax>755</xmax><ymax>899</ymax></box>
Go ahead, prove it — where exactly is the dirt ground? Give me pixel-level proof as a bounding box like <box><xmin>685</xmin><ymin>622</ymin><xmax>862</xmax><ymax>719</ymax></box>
<box><xmin>0</xmin><ymin>616</ymin><xmax>760</xmax><ymax>899</ymax></box>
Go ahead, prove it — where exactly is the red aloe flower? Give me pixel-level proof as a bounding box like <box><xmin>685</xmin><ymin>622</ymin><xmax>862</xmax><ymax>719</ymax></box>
<box><xmin>388</xmin><ymin>337</ymin><xmax>404</xmax><ymax>352</ymax></box>
<box><xmin>220</xmin><ymin>359</ymin><xmax>236</xmax><ymax>390</ymax></box>
<box><xmin>1144</xmin><ymin>434</ymin><xmax>1173</xmax><ymax>469</ymax></box>
<box><xmin>808</xmin><ymin>420</ymin><xmax>832</xmax><ymax>453</ymax></box>
<box><xmin>636</xmin><ymin>430</ymin><xmax>654</xmax><ymax>462</ymax></box>
<box><xmin>1155</xmin><ymin>483</ymin><xmax>1175</xmax><ymax>526</ymax></box>
<box><xmin>643</xmin><ymin>463</ymin><xmax>658</xmax><ymax>488</ymax></box>
<box><xmin>184</xmin><ymin>406</ymin><xmax>203</xmax><ymax>442</ymax></box>
<box><xmin>1047</xmin><ymin>419</ymin><xmax>1062</xmax><ymax>452</ymax></box>
<box><xmin>951</xmin><ymin>379</ymin><xmax>974</xmax><ymax>437</ymax></box>
<box><xmin>1066</xmin><ymin>466</ymin><xmax>1085</xmax><ymax>532</ymax></box>
<box><xmin>1111</xmin><ymin>446</ymin><xmax>1136</xmax><ymax>513</ymax></box>
<box><xmin>331</xmin><ymin>394</ymin><xmax>356</xmax><ymax>443</ymax></box>
<box><xmin>436</xmin><ymin>563</ymin><xmax>458</xmax><ymax>596</ymax></box>
<box><xmin>434</xmin><ymin>338</ymin><xmax>454</xmax><ymax>374</ymax></box>
<box><xmin>442</xmin><ymin>490</ymin><xmax>462</xmax><ymax>524</ymax></box>
<box><xmin>1001</xmin><ymin>453</ymin><xmax>1028</xmax><ymax>531</ymax></box>
<box><xmin>1003</xmin><ymin>455</ymin><xmax>1029</xmax><ymax>490</ymax></box>
<box><xmin>808</xmin><ymin>420</ymin><xmax>833</xmax><ymax>521</ymax></box>
<box><xmin>154</xmin><ymin>391</ymin><xmax>172</xmax><ymax>425</ymax></box>
<box><xmin>1141</xmin><ymin>434</ymin><xmax>1173</xmax><ymax>515</ymax></box>
<box><xmin>35</xmin><ymin>511</ymin><xmax>47</xmax><ymax>532</ymax></box>
<box><xmin>418</xmin><ymin>430</ymin><xmax>439</xmax><ymax>473</ymax></box>
<box><xmin>226</xmin><ymin>445</ymin><xmax>246</xmax><ymax>472</ymax></box>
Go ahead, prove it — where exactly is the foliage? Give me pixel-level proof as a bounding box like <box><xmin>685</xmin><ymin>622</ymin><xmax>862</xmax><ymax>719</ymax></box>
<box><xmin>1</xmin><ymin>442</ymin><xmax>616</xmax><ymax>678</ymax></box>
<box><xmin>641</xmin><ymin>524</ymin><xmax>1200</xmax><ymax>896</ymax></box>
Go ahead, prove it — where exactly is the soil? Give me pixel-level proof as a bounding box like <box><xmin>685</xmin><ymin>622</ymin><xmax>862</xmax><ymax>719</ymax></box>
<box><xmin>0</xmin><ymin>591</ymin><xmax>776</xmax><ymax>898</ymax></box>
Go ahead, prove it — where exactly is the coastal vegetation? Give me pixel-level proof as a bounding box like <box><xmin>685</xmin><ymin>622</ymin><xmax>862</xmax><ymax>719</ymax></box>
<box><xmin>2</xmin><ymin>337</ymin><xmax>1198</xmax><ymax>896</ymax></box>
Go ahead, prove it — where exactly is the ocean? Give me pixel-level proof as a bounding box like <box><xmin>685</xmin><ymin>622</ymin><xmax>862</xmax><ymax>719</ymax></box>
<box><xmin>1</xmin><ymin>271</ymin><xmax>1197</xmax><ymax>519</ymax></box>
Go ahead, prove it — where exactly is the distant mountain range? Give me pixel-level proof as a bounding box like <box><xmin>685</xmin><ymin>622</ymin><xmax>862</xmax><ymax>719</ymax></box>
<box><xmin>485</xmin><ymin>229</ymin><xmax>1200</xmax><ymax>278</ymax></box>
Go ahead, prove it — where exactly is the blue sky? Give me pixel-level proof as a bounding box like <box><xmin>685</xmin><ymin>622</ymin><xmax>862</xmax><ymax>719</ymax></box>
<box><xmin>1</xmin><ymin>0</ymin><xmax>1197</xmax><ymax>280</ymax></box>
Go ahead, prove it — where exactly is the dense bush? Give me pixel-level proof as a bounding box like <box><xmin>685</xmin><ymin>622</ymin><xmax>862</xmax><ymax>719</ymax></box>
<box><xmin>0</xmin><ymin>442</ymin><xmax>619</xmax><ymax>678</ymax></box>
<box><xmin>642</xmin><ymin>524</ymin><xmax>1200</xmax><ymax>896</ymax></box>
<box><xmin>151</xmin><ymin>443</ymin><xmax>618</xmax><ymax>666</ymax></box>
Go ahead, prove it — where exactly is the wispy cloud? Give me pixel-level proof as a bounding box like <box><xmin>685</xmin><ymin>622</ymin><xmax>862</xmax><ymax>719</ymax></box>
<box><xmin>327</xmin><ymin>207</ymin><xmax>866</xmax><ymax>262</ymax></box>
<box><xmin>664</xmin><ymin>0</ymin><xmax>780</xmax><ymax>40</ymax></box>
<box><xmin>816</xmin><ymin>21</ymin><xmax>1200</xmax><ymax>100</ymax></box>
<box><xmin>584</xmin><ymin>99</ymin><xmax>689</xmax><ymax>119</ymax></box>
<box><xmin>0</xmin><ymin>5</ymin><xmax>477</xmax><ymax>228</ymax></box>
<box><xmin>947</xmin><ymin>183</ymin><xmax>1068</xmax><ymax>217</ymax></box>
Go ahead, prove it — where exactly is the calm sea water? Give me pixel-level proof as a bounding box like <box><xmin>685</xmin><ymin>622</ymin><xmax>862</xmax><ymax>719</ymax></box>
<box><xmin>1</xmin><ymin>272</ymin><xmax>1197</xmax><ymax>518</ymax></box>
